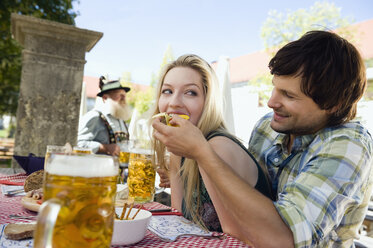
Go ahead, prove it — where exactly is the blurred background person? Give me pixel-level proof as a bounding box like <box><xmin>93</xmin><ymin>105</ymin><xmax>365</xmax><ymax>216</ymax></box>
<box><xmin>78</xmin><ymin>76</ymin><xmax>131</xmax><ymax>155</ymax></box>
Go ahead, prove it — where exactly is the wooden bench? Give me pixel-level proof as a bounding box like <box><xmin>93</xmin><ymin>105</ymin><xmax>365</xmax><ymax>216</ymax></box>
<box><xmin>0</xmin><ymin>138</ymin><xmax>14</xmax><ymax>160</ymax></box>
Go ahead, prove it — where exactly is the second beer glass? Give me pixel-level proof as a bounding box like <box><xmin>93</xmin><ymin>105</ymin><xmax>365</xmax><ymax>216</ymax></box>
<box><xmin>127</xmin><ymin>148</ymin><xmax>155</xmax><ymax>203</ymax></box>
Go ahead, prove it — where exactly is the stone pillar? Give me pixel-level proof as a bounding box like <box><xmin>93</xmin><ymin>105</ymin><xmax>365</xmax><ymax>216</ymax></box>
<box><xmin>11</xmin><ymin>13</ymin><xmax>103</xmax><ymax>166</ymax></box>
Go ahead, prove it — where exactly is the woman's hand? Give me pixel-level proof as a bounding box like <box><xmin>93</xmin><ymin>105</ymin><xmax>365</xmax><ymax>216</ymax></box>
<box><xmin>152</xmin><ymin>115</ymin><xmax>209</xmax><ymax>160</ymax></box>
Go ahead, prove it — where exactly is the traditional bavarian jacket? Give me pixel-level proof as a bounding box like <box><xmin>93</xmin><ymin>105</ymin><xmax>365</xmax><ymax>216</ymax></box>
<box><xmin>77</xmin><ymin>105</ymin><xmax>129</xmax><ymax>153</ymax></box>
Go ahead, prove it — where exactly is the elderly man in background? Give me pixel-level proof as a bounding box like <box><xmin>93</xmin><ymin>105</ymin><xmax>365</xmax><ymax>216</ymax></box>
<box><xmin>78</xmin><ymin>76</ymin><xmax>131</xmax><ymax>156</ymax></box>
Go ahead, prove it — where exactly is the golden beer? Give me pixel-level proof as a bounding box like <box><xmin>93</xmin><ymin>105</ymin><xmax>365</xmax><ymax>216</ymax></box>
<box><xmin>34</xmin><ymin>154</ymin><xmax>118</xmax><ymax>248</ymax></box>
<box><xmin>119</xmin><ymin>151</ymin><xmax>130</xmax><ymax>164</ymax></box>
<box><xmin>118</xmin><ymin>151</ymin><xmax>130</xmax><ymax>184</ymax></box>
<box><xmin>73</xmin><ymin>146</ymin><xmax>92</xmax><ymax>154</ymax></box>
<box><xmin>127</xmin><ymin>152</ymin><xmax>155</xmax><ymax>203</ymax></box>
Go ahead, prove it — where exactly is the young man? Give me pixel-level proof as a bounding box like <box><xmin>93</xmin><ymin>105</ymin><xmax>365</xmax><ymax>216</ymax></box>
<box><xmin>78</xmin><ymin>76</ymin><xmax>131</xmax><ymax>156</ymax></box>
<box><xmin>152</xmin><ymin>31</ymin><xmax>373</xmax><ymax>247</ymax></box>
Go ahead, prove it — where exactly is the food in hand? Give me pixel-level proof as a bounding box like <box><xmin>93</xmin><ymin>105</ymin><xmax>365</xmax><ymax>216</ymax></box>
<box><xmin>152</xmin><ymin>112</ymin><xmax>189</xmax><ymax>126</ymax></box>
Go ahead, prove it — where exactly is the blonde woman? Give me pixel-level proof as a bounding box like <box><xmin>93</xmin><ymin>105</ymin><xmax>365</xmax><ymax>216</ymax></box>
<box><xmin>152</xmin><ymin>54</ymin><xmax>272</xmax><ymax>242</ymax></box>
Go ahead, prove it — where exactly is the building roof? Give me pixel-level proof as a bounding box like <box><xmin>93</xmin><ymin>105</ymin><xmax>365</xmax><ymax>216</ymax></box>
<box><xmin>83</xmin><ymin>76</ymin><xmax>101</xmax><ymax>98</ymax></box>
<box><xmin>213</xmin><ymin>19</ymin><xmax>373</xmax><ymax>85</ymax></box>
<box><xmin>354</xmin><ymin>19</ymin><xmax>373</xmax><ymax>59</ymax></box>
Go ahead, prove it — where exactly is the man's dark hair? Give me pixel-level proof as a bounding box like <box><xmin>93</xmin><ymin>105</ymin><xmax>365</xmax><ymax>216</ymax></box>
<box><xmin>269</xmin><ymin>30</ymin><xmax>366</xmax><ymax>126</ymax></box>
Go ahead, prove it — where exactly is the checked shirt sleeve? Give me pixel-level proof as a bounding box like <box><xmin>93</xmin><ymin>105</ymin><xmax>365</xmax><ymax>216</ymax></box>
<box><xmin>274</xmin><ymin>130</ymin><xmax>373</xmax><ymax>247</ymax></box>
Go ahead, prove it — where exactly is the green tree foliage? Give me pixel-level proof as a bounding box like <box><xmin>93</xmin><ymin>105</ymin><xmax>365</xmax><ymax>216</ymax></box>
<box><xmin>160</xmin><ymin>44</ymin><xmax>174</xmax><ymax>72</ymax></box>
<box><xmin>0</xmin><ymin>0</ymin><xmax>78</xmax><ymax>117</ymax></box>
<box><xmin>120</xmin><ymin>71</ymin><xmax>132</xmax><ymax>87</ymax></box>
<box><xmin>132</xmin><ymin>87</ymin><xmax>155</xmax><ymax>115</ymax></box>
<box><xmin>250</xmin><ymin>1</ymin><xmax>354</xmax><ymax>105</ymax></box>
<box><xmin>366</xmin><ymin>58</ymin><xmax>373</xmax><ymax>68</ymax></box>
<box><xmin>260</xmin><ymin>1</ymin><xmax>354</xmax><ymax>52</ymax></box>
<box><xmin>120</xmin><ymin>72</ymin><xmax>155</xmax><ymax>116</ymax></box>
<box><xmin>248</xmin><ymin>73</ymin><xmax>273</xmax><ymax>107</ymax></box>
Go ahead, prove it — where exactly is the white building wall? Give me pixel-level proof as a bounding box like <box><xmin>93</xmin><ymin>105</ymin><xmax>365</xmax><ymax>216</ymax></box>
<box><xmin>231</xmin><ymin>85</ymin><xmax>270</xmax><ymax>146</ymax></box>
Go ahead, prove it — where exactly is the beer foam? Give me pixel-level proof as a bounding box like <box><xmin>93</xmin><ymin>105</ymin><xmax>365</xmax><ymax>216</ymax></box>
<box><xmin>46</xmin><ymin>154</ymin><xmax>117</xmax><ymax>177</ymax></box>
<box><xmin>129</xmin><ymin>148</ymin><xmax>153</xmax><ymax>155</ymax></box>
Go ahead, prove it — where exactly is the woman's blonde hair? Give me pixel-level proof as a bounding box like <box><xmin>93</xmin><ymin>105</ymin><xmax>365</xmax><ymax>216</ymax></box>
<box><xmin>152</xmin><ymin>54</ymin><xmax>226</xmax><ymax>228</ymax></box>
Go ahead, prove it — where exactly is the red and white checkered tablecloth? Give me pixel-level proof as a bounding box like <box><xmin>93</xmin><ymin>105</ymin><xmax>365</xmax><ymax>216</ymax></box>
<box><xmin>0</xmin><ymin>177</ymin><xmax>251</xmax><ymax>247</ymax></box>
<box><xmin>0</xmin><ymin>173</ymin><xmax>27</xmax><ymax>186</ymax></box>
<box><xmin>111</xmin><ymin>230</ymin><xmax>250</xmax><ymax>247</ymax></box>
<box><xmin>115</xmin><ymin>202</ymin><xmax>251</xmax><ymax>247</ymax></box>
<box><xmin>0</xmin><ymin>190</ymin><xmax>37</xmax><ymax>225</ymax></box>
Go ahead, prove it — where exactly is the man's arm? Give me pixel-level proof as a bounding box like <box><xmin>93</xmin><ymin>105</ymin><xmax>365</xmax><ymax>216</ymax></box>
<box><xmin>152</xmin><ymin>116</ymin><xmax>294</xmax><ymax>248</ymax></box>
<box><xmin>77</xmin><ymin>113</ymin><xmax>105</xmax><ymax>153</ymax></box>
<box><xmin>98</xmin><ymin>143</ymin><xmax>120</xmax><ymax>156</ymax></box>
<box><xmin>78</xmin><ymin>112</ymin><xmax>120</xmax><ymax>155</ymax></box>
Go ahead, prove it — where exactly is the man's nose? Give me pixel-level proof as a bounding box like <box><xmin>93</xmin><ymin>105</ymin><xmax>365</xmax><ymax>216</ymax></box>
<box><xmin>267</xmin><ymin>90</ymin><xmax>281</xmax><ymax>109</ymax></box>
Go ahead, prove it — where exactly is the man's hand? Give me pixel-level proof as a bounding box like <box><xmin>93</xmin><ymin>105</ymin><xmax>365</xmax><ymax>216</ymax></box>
<box><xmin>157</xmin><ymin>168</ymin><xmax>170</xmax><ymax>188</ymax></box>
<box><xmin>99</xmin><ymin>143</ymin><xmax>120</xmax><ymax>156</ymax></box>
<box><xmin>152</xmin><ymin>115</ymin><xmax>208</xmax><ymax>160</ymax></box>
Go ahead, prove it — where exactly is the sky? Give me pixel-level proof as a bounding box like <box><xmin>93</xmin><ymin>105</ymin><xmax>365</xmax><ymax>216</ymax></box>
<box><xmin>72</xmin><ymin>0</ymin><xmax>373</xmax><ymax>85</ymax></box>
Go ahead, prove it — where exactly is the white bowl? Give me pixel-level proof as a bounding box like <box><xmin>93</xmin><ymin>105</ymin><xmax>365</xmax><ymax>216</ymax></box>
<box><xmin>111</xmin><ymin>207</ymin><xmax>152</xmax><ymax>246</ymax></box>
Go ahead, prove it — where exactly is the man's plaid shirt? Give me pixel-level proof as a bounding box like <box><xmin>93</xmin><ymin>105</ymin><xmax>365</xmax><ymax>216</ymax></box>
<box><xmin>248</xmin><ymin>112</ymin><xmax>373</xmax><ymax>247</ymax></box>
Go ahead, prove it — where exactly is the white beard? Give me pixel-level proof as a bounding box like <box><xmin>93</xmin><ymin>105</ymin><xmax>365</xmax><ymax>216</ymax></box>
<box><xmin>103</xmin><ymin>98</ymin><xmax>132</xmax><ymax>121</ymax></box>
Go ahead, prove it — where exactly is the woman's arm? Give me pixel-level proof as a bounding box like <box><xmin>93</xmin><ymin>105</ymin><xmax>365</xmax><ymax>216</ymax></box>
<box><xmin>152</xmin><ymin>116</ymin><xmax>294</xmax><ymax>248</ymax></box>
<box><xmin>169</xmin><ymin>154</ymin><xmax>183</xmax><ymax>212</ymax></box>
<box><xmin>199</xmin><ymin>136</ymin><xmax>258</xmax><ymax>243</ymax></box>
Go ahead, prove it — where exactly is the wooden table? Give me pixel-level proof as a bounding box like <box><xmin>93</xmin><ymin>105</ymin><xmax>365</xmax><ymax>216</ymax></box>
<box><xmin>0</xmin><ymin>173</ymin><xmax>250</xmax><ymax>247</ymax></box>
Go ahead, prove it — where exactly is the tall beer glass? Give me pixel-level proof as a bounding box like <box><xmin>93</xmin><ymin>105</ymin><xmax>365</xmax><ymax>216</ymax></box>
<box><xmin>118</xmin><ymin>141</ymin><xmax>130</xmax><ymax>184</ymax></box>
<box><xmin>34</xmin><ymin>154</ymin><xmax>118</xmax><ymax>248</ymax></box>
<box><xmin>127</xmin><ymin>148</ymin><xmax>155</xmax><ymax>203</ymax></box>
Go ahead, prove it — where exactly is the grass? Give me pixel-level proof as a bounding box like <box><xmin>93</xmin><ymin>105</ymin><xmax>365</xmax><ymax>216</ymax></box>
<box><xmin>0</xmin><ymin>159</ymin><xmax>11</xmax><ymax>168</ymax></box>
<box><xmin>0</xmin><ymin>129</ymin><xmax>7</xmax><ymax>138</ymax></box>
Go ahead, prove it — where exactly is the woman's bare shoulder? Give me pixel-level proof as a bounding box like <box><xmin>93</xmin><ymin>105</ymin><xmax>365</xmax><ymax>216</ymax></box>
<box><xmin>207</xmin><ymin>135</ymin><xmax>258</xmax><ymax>184</ymax></box>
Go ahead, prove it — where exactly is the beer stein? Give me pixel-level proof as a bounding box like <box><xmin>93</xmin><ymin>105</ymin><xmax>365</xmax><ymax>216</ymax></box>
<box><xmin>118</xmin><ymin>141</ymin><xmax>130</xmax><ymax>184</ymax></box>
<box><xmin>44</xmin><ymin>145</ymin><xmax>70</xmax><ymax>164</ymax></box>
<box><xmin>118</xmin><ymin>141</ymin><xmax>130</xmax><ymax>166</ymax></box>
<box><xmin>127</xmin><ymin>147</ymin><xmax>155</xmax><ymax>203</ymax></box>
<box><xmin>34</xmin><ymin>153</ymin><xmax>118</xmax><ymax>248</ymax></box>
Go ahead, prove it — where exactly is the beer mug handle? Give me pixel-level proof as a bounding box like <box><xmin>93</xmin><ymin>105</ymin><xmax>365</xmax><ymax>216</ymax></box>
<box><xmin>34</xmin><ymin>199</ymin><xmax>62</xmax><ymax>248</ymax></box>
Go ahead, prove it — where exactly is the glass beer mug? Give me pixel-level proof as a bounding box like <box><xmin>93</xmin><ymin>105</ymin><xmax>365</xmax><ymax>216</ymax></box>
<box><xmin>127</xmin><ymin>147</ymin><xmax>156</xmax><ymax>204</ymax></box>
<box><xmin>118</xmin><ymin>141</ymin><xmax>130</xmax><ymax>184</ymax></box>
<box><xmin>118</xmin><ymin>141</ymin><xmax>130</xmax><ymax>166</ymax></box>
<box><xmin>34</xmin><ymin>153</ymin><xmax>118</xmax><ymax>248</ymax></box>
